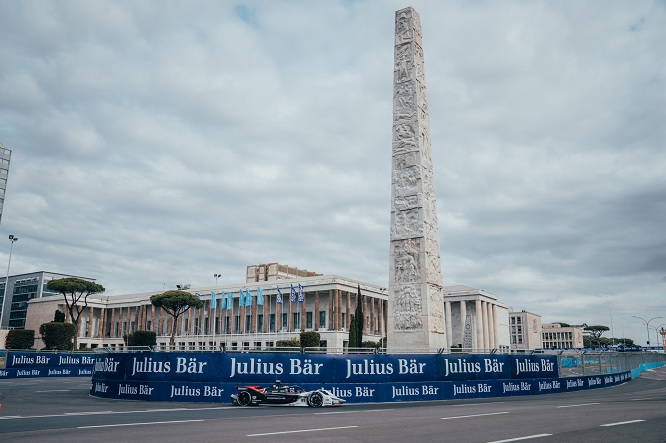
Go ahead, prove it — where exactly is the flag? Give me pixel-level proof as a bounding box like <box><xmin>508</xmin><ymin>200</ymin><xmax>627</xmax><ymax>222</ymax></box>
<box><xmin>290</xmin><ymin>284</ymin><xmax>296</xmax><ymax>303</ymax></box>
<box><xmin>276</xmin><ymin>287</ymin><xmax>283</xmax><ymax>304</ymax></box>
<box><xmin>245</xmin><ymin>289</ymin><xmax>252</xmax><ymax>307</ymax></box>
<box><xmin>257</xmin><ymin>287</ymin><xmax>264</xmax><ymax>305</ymax></box>
<box><xmin>227</xmin><ymin>292</ymin><xmax>233</xmax><ymax>310</ymax></box>
<box><xmin>298</xmin><ymin>284</ymin><xmax>304</xmax><ymax>303</ymax></box>
<box><xmin>239</xmin><ymin>289</ymin><xmax>245</xmax><ymax>306</ymax></box>
<box><xmin>211</xmin><ymin>291</ymin><xmax>217</xmax><ymax>309</ymax></box>
<box><xmin>220</xmin><ymin>291</ymin><xmax>227</xmax><ymax>310</ymax></box>
<box><xmin>195</xmin><ymin>293</ymin><xmax>201</xmax><ymax>299</ymax></box>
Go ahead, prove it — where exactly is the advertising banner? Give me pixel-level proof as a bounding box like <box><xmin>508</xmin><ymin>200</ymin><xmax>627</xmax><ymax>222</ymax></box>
<box><xmin>0</xmin><ymin>367</ymin><xmax>93</xmax><ymax>379</ymax></box>
<box><xmin>88</xmin><ymin>371</ymin><xmax>632</xmax><ymax>403</ymax></box>
<box><xmin>91</xmin><ymin>352</ymin><xmax>560</xmax><ymax>384</ymax></box>
<box><xmin>6</xmin><ymin>352</ymin><xmax>95</xmax><ymax>369</ymax></box>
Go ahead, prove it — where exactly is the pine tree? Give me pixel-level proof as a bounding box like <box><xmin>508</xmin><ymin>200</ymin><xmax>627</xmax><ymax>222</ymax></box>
<box><xmin>349</xmin><ymin>315</ymin><xmax>358</xmax><ymax>348</ymax></box>
<box><xmin>355</xmin><ymin>284</ymin><xmax>364</xmax><ymax>346</ymax></box>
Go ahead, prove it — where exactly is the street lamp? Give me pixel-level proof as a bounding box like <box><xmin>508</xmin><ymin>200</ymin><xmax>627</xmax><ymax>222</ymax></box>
<box><xmin>0</xmin><ymin>234</ymin><xmax>18</xmax><ymax>329</ymax></box>
<box><xmin>650</xmin><ymin>323</ymin><xmax>666</xmax><ymax>349</ymax></box>
<box><xmin>214</xmin><ymin>273</ymin><xmax>222</xmax><ymax>285</ymax></box>
<box><xmin>632</xmin><ymin>315</ymin><xmax>663</xmax><ymax>347</ymax></box>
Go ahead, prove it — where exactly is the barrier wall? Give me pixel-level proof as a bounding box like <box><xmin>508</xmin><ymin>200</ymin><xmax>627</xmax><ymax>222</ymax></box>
<box><xmin>88</xmin><ymin>351</ymin><xmax>631</xmax><ymax>404</ymax></box>
<box><xmin>0</xmin><ymin>351</ymin><xmax>95</xmax><ymax>379</ymax></box>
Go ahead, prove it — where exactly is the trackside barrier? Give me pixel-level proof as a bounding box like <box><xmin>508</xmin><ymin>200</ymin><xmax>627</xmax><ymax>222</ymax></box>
<box><xmin>86</xmin><ymin>351</ymin><xmax>642</xmax><ymax>403</ymax></box>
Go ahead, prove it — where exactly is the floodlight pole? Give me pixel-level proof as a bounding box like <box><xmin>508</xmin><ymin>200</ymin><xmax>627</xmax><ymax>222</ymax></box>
<box><xmin>0</xmin><ymin>235</ymin><xmax>18</xmax><ymax>329</ymax></box>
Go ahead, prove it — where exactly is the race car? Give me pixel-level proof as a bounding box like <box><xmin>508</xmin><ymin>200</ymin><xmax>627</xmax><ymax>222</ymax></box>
<box><xmin>231</xmin><ymin>381</ymin><xmax>345</xmax><ymax>408</ymax></box>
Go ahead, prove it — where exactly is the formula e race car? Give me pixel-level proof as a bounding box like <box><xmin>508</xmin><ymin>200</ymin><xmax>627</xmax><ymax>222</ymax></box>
<box><xmin>230</xmin><ymin>381</ymin><xmax>345</xmax><ymax>408</ymax></box>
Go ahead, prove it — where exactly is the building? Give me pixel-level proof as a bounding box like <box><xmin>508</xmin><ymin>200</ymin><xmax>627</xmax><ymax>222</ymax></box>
<box><xmin>0</xmin><ymin>143</ymin><xmax>10</xmax><ymax>227</ymax></box>
<box><xmin>443</xmin><ymin>286</ymin><xmax>511</xmax><ymax>352</ymax></box>
<box><xmin>508</xmin><ymin>310</ymin><xmax>543</xmax><ymax>351</ymax></box>
<box><xmin>25</xmin><ymin>267</ymin><xmax>389</xmax><ymax>351</ymax></box>
<box><xmin>246</xmin><ymin>263</ymin><xmax>321</xmax><ymax>282</ymax></box>
<box><xmin>0</xmin><ymin>271</ymin><xmax>96</xmax><ymax>330</ymax></box>
<box><xmin>21</xmin><ymin>265</ymin><xmax>515</xmax><ymax>353</ymax></box>
<box><xmin>541</xmin><ymin>323</ymin><xmax>584</xmax><ymax>349</ymax></box>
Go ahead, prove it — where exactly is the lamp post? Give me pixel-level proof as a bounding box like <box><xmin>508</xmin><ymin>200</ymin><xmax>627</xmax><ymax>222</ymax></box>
<box><xmin>632</xmin><ymin>315</ymin><xmax>663</xmax><ymax>347</ymax></box>
<box><xmin>0</xmin><ymin>234</ymin><xmax>18</xmax><ymax>329</ymax></box>
<box><xmin>650</xmin><ymin>324</ymin><xmax>666</xmax><ymax>349</ymax></box>
<box><xmin>214</xmin><ymin>273</ymin><xmax>221</xmax><ymax>285</ymax></box>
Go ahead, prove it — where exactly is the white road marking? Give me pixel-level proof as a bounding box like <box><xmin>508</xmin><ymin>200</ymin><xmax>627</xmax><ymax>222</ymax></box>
<box><xmin>600</xmin><ymin>419</ymin><xmax>645</xmax><ymax>427</ymax></box>
<box><xmin>248</xmin><ymin>425</ymin><xmax>359</xmax><ymax>437</ymax></box>
<box><xmin>487</xmin><ymin>434</ymin><xmax>552</xmax><ymax>443</ymax></box>
<box><xmin>78</xmin><ymin>419</ymin><xmax>204</xmax><ymax>429</ymax></box>
<box><xmin>0</xmin><ymin>406</ymin><xmax>233</xmax><ymax>420</ymax></box>
<box><xmin>315</xmin><ymin>409</ymin><xmax>391</xmax><ymax>415</ymax></box>
<box><xmin>557</xmin><ymin>402</ymin><xmax>600</xmax><ymax>408</ymax></box>
<box><xmin>442</xmin><ymin>412</ymin><xmax>510</xmax><ymax>420</ymax></box>
<box><xmin>452</xmin><ymin>401</ymin><xmax>506</xmax><ymax>407</ymax></box>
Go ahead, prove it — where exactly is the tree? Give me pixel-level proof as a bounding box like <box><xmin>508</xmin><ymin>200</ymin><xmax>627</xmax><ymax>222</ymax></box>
<box><xmin>150</xmin><ymin>290</ymin><xmax>203</xmax><ymax>348</ymax></box>
<box><xmin>126</xmin><ymin>330</ymin><xmax>157</xmax><ymax>347</ymax></box>
<box><xmin>5</xmin><ymin>329</ymin><xmax>35</xmax><ymax>349</ymax></box>
<box><xmin>53</xmin><ymin>310</ymin><xmax>65</xmax><ymax>322</ymax></box>
<box><xmin>584</xmin><ymin>325</ymin><xmax>610</xmax><ymax>348</ymax></box>
<box><xmin>276</xmin><ymin>337</ymin><xmax>300</xmax><ymax>347</ymax></box>
<box><xmin>39</xmin><ymin>322</ymin><xmax>76</xmax><ymax>350</ymax></box>
<box><xmin>46</xmin><ymin>278</ymin><xmax>105</xmax><ymax>350</ymax></box>
<box><xmin>300</xmin><ymin>331</ymin><xmax>321</xmax><ymax>348</ymax></box>
<box><xmin>355</xmin><ymin>285</ymin><xmax>364</xmax><ymax>346</ymax></box>
<box><xmin>349</xmin><ymin>314</ymin><xmax>358</xmax><ymax>348</ymax></box>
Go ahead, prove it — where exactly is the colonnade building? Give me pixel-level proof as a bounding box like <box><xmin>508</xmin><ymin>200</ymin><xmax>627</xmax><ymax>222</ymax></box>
<box><xmin>23</xmin><ymin>264</ymin><xmax>514</xmax><ymax>352</ymax></box>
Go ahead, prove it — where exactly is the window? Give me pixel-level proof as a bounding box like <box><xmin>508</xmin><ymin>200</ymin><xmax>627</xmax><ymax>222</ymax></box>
<box><xmin>306</xmin><ymin>312</ymin><xmax>313</xmax><ymax>329</ymax></box>
<box><xmin>269</xmin><ymin>313</ymin><xmax>275</xmax><ymax>332</ymax></box>
<box><xmin>234</xmin><ymin>315</ymin><xmax>240</xmax><ymax>333</ymax></box>
<box><xmin>319</xmin><ymin>311</ymin><xmax>326</xmax><ymax>328</ymax></box>
<box><xmin>245</xmin><ymin>315</ymin><xmax>251</xmax><ymax>332</ymax></box>
<box><xmin>342</xmin><ymin>313</ymin><xmax>346</xmax><ymax>329</ymax></box>
<box><xmin>282</xmin><ymin>313</ymin><xmax>288</xmax><ymax>329</ymax></box>
<box><xmin>293</xmin><ymin>313</ymin><xmax>300</xmax><ymax>330</ymax></box>
<box><xmin>257</xmin><ymin>314</ymin><xmax>264</xmax><ymax>332</ymax></box>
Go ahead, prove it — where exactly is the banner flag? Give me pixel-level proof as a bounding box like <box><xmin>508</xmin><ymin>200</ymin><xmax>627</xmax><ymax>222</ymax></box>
<box><xmin>227</xmin><ymin>292</ymin><xmax>233</xmax><ymax>310</ymax></box>
<box><xmin>276</xmin><ymin>287</ymin><xmax>283</xmax><ymax>304</ymax></box>
<box><xmin>290</xmin><ymin>284</ymin><xmax>296</xmax><ymax>303</ymax></box>
<box><xmin>257</xmin><ymin>287</ymin><xmax>264</xmax><ymax>306</ymax></box>
<box><xmin>298</xmin><ymin>284</ymin><xmax>304</xmax><ymax>302</ymax></box>
<box><xmin>220</xmin><ymin>291</ymin><xmax>227</xmax><ymax>310</ymax></box>
<box><xmin>239</xmin><ymin>289</ymin><xmax>245</xmax><ymax>306</ymax></box>
<box><xmin>211</xmin><ymin>291</ymin><xmax>217</xmax><ymax>309</ymax></box>
<box><xmin>195</xmin><ymin>293</ymin><xmax>201</xmax><ymax>299</ymax></box>
<box><xmin>245</xmin><ymin>289</ymin><xmax>253</xmax><ymax>307</ymax></box>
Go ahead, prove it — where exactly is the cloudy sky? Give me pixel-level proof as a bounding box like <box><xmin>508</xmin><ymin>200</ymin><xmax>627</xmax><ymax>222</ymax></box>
<box><xmin>1</xmin><ymin>1</ymin><xmax>664</xmax><ymax>345</ymax></box>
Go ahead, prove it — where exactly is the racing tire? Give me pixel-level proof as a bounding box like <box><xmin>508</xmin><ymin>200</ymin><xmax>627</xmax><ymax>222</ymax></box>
<box><xmin>307</xmin><ymin>391</ymin><xmax>324</xmax><ymax>408</ymax></box>
<box><xmin>236</xmin><ymin>391</ymin><xmax>252</xmax><ymax>406</ymax></box>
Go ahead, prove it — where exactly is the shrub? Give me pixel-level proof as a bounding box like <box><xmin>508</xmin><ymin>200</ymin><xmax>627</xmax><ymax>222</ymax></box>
<box><xmin>5</xmin><ymin>329</ymin><xmax>35</xmax><ymax>349</ymax></box>
<box><xmin>276</xmin><ymin>337</ymin><xmax>300</xmax><ymax>347</ymax></box>
<box><xmin>53</xmin><ymin>310</ymin><xmax>66</xmax><ymax>322</ymax></box>
<box><xmin>361</xmin><ymin>341</ymin><xmax>379</xmax><ymax>348</ymax></box>
<box><xmin>300</xmin><ymin>331</ymin><xmax>321</xmax><ymax>348</ymax></box>
<box><xmin>39</xmin><ymin>322</ymin><xmax>76</xmax><ymax>350</ymax></box>
<box><xmin>127</xmin><ymin>330</ymin><xmax>157</xmax><ymax>347</ymax></box>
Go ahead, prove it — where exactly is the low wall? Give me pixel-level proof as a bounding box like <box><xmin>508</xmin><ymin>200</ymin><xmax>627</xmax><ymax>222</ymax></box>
<box><xmin>88</xmin><ymin>351</ymin><xmax>632</xmax><ymax>403</ymax></box>
<box><xmin>0</xmin><ymin>351</ymin><xmax>95</xmax><ymax>378</ymax></box>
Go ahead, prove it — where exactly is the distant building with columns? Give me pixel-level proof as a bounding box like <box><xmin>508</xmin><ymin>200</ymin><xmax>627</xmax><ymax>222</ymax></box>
<box><xmin>23</xmin><ymin>264</ymin><xmax>512</xmax><ymax>353</ymax></box>
<box><xmin>541</xmin><ymin>322</ymin><xmax>584</xmax><ymax>349</ymax></box>
<box><xmin>443</xmin><ymin>286</ymin><xmax>511</xmax><ymax>352</ymax></box>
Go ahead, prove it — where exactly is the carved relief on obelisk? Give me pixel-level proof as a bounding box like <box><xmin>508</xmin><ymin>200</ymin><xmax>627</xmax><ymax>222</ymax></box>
<box><xmin>388</xmin><ymin>7</ymin><xmax>446</xmax><ymax>350</ymax></box>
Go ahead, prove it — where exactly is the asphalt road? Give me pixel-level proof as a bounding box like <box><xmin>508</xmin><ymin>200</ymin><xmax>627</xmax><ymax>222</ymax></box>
<box><xmin>1</xmin><ymin>366</ymin><xmax>665</xmax><ymax>442</ymax></box>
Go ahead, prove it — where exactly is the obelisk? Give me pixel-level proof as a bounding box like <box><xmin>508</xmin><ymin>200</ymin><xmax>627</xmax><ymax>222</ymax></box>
<box><xmin>387</xmin><ymin>7</ymin><xmax>447</xmax><ymax>350</ymax></box>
